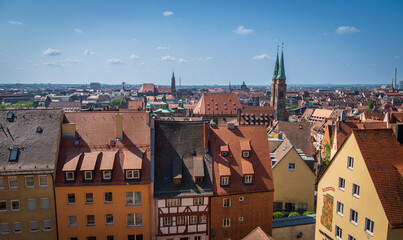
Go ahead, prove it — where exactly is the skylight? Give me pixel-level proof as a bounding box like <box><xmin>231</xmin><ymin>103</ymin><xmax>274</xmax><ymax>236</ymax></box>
<box><xmin>9</xmin><ymin>148</ymin><xmax>19</xmax><ymax>162</ymax></box>
<box><xmin>7</xmin><ymin>112</ymin><xmax>14</xmax><ymax>122</ymax></box>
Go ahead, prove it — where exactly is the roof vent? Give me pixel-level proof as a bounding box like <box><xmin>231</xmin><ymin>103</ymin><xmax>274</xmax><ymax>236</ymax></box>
<box><xmin>299</xmin><ymin>125</ymin><xmax>303</xmax><ymax>129</ymax></box>
<box><xmin>227</xmin><ymin>122</ymin><xmax>235</xmax><ymax>130</ymax></box>
<box><xmin>190</xmin><ymin>149</ymin><xmax>196</xmax><ymax>156</ymax></box>
<box><xmin>9</xmin><ymin>147</ymin><xmax>19</xmax><ymax>162</ymax></box>
<box><xmin>7</xmin><ymin>112</ymin><xmax>14</xmax><ymax>122</ymax></box>
<box><xmin>74</xmin><ymin>140</ymin><xmax>80</xmax><ymax>146</ymax></box>
<box><xmin>36</xmin><ymin>127</ymin><xmax>43</xmax><ymax>133</ymax></box>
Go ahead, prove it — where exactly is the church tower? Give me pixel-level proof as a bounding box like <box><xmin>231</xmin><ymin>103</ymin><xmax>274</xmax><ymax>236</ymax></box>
<box><xmin>171</xmin><ymin>70</ymin><xmax>176</xmax><ymax>96</ymax></box>
<box><xmin>270</xmin><ymin>47</ymin><xmax>287</xmax><ymax>121</ymax></box>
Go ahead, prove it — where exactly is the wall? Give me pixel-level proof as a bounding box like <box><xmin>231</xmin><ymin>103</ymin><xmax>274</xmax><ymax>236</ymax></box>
<box><xmin>210</xmin><ymin>192</ymin><xmax>273</xmax><ymax>240</ymax></box>
<box><xmin>269</xmin><ymin>139</ymin><xmax>283</xmax><ymax>153</ymax></box>
<box><xmin>272</xmin><ymin>223</ymin><xmax>315</xmax><ymax>240</ymax></box>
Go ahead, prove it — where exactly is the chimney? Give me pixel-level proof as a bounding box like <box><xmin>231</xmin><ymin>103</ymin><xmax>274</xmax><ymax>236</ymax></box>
<box><xmin>62</xmin><ymin>123</ymin><xmax>76</xmax><ymax>138</ymax></box>
<box><xmin>394</xmin><ymin>124</ymin><xmax>403</xmax><ymax>144</ymax></box>
<box><xmin>237</xmin><ymin>108</ymin><xmax>241</xmax><ymax>125</ymax></box>
<box><xmin>203</xmin><ymin>121</ymin><xmax>209</xmax><ymax>151</ymax></box>
<box><xmin>116</xmin><ymin>113</ymin><xmax>123</xmax><ymax>140</ymax></box>
<box><xmin>227</xmin><ymin>122</ymin><xmax>235</xmax><ymax>130</ymax></box>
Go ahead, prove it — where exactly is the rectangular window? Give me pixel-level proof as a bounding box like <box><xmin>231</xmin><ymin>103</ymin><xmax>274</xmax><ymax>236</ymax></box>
<box><xmin>288</xmin><ymin>162</ymin><xmax>296</xmax><ymax>170</ymax></box>
<box><xmin>365</xmin><ymin>218</ymin><xmax>375</xmax><ymax>236</ymax></box>
<box><xmin>105</xmin><ymin>214</ymin><xmax>114</xmax><ymax>225</ymax></box>
<box><xmin>273</xmin><ymin>202</ymin><xmax>283</xmax><ymax>212</ymax></box>
<box><xmin>350</xmin><ymin>209</ymin><xmax>358</xmax><ymax>225</ymax></box>
<box><xmin>126</xmin><ymin>192</ymin><xmax>142</xmax><ymax>205</ymax></box>
<box><xmin>66</xmin><ymin>172</ymin><xmax>75</xmax><ymax>181</ymax></box>
<box><xmin>40</xmin><ymin>198</ymin><xmax>50</xmax><ymax>210</ymax></box>
<box><xmin>85</xmin><ymin>193</ymin><xmax>94</xmax><ymax>204</ymax></box>
<box><xmin>221</xmin><ymin>176</ymin><xmax>229</xmax><ymax>186</ymax></box>
<box><xmin>194</xmin><ymin>197</ymin><xmax>203</xmax><ymax>205</ymax></box>
<box><xmin>199</xmin><ymin>215</ymin><xmax>207</xmax><ymax>224</ymax></box>
<box><xmin>29</xmin><ymin>221</ymin><xmax>39</xmax><ymax>232</ymax></box>
<box><xmin>11</xmin><ymin>200</ymin><xmax>20</xmax><ymax>211</ymax></box>
<box><xmin>84</xmin><ymin>171</ymin><xmax>93</xmax><ymax>180</ymax></box>
<box><xmin>285</xmin><ymin>202</ymin><xmax>295</xmax><ymax>212</ymax></box>
<box><xmin>338</xmin><ymin>177</ymin><xmax>345</xmax><ymax>191</ymax></box>
<box><xmin>166</xmin><ymin>198</ymin><xmax>180</xmax><ymax>207</ymax></box>
<box><xmin>337</xmin><ymin>201</ymin><xmax>344</xmax><ymax>216</ymax></box>
<box><xmin>126</xmin><ymin>170</ymin><xmax>140</xmax><ymax>179</ymax></box>
<box><xmin>25</xmin><ymin>176</ymin><xmax>35</xmax><ymax>188</ymax></box>
<box><xmin>43</xmin><ymin>220</ymin><xmax>52</xmax><ymax>232</ymax></box>
<box><xmin>177</xmin><ymin>216</ymin><xmax>185</xmax><ymax>225</ymax></box>
<box><xmin>87</xmin><ymin>215</ymin><xmax>95</xmax><ymax>226</ymax></box>
<box><xmin>348</xmin><ymin>235</ymin><xmax>356</xmax><ymax>240</ymax></box>
<box><xmin>223</xmin><ymin>218</ymin><xmax>230</xmax><ymax>228</ymax></box>
<box><xmin>0</xmin><ymin>177</ymin><xmax>4</xmax><ymax>189</ymax></box>
<box><xmin>0</xmin><ymin>201</ymin><xmax>6</xmax><ymax>212</ymax></box>
<box><xmin>8</xmin><ymin>177</ymin><xmax>18</xmax><ymax>189</ymax></box>
<box><xmin>0</xmin><ymin>223</ymin><xmax>10</xmax><ymax>234</ymax></box>
<box><xmin>164</xmin><ymin>217</ymin><xmax>171</xmax><ymax>226</ymax></box>
<box><xmin>39</xmin><ymin>175</ymin><xmax>48</xmax><ymax>187</ymax></box>
<box><xmin>297</xmin><ymin>203</ymin><xmax>308</xmax><ymax>211</ymax></box>
<box><xmin>9</xmin><ymin>148</ymin><xmax>19</xmax><ymax>162</ymax></box>
<box><xmin>244</xmin><ymin>175</ymin><xmax>253</xmax><ymax>184</ymax></box>
<box><xmin>68</xmin><ymin>216</ymin><xmax>77</xmax><ymax>227</ymax></box>
<box><xmin>105</xmin><ymin>192</ymin><xmax>113</xmax><ymax>203</ymax></box>
<box><xmin>13</xmin><ymin>222</ymin><xmax>22</xmax><ymax>234</ymax></box>
<box><xmin>195</xmin><ymin>177</ymin><xmax>203</xmax><ymax>183</ymax></box>
<box><xmin>190</xmin><ymin>215</ymin><xmax>197</xmax><ymax>224</ymax></box>
<box><xmin>103</xmin><ymin>170</ymin><xmax>112</xmax><ymax>180</ymax></box>
<box><xmin>352</xmin><ymin>184</ymin><xmax>360</xmax><ymax>198</ymax></box>
<box><xmin>27</xmin><ymin>198</ymin><xmax>36</xmax><ymax>211</ymax></box>
<box><xmin>67</xmin><ymin>194</ymin><xmax>76</xmax><ymax>205</ymax></box>
<box><xmin>347</xmin><ymin>156</ymin><xmax>354</xmax><ymax>170</ymax></box>
<box><xmin>128</xmin><ymin>235</ymin><xmax>143</xmax><ymax>240</ymax></box>
<box><xmin>87</xmin><ymin>237</ymin><xmax>96</xmax><ymax>240</ymax></box>
<box><xmin>107</xmin><ymin>236</ymin><xmax>114</xmax><ymax>240</ymax></box>
<box><xmin>223</xmin><ymin>198</ymin><xmax>231</xmax><ymax>208</ymax></box>
<box><xmin>335</xmin><ymin>225</ymin><xmax>342</xmax><ymax>240</ymax></box>
<box><xmin>127</xmin><ymin>213</ymin><xmax>142</xmax><ymax>227</ymax></box>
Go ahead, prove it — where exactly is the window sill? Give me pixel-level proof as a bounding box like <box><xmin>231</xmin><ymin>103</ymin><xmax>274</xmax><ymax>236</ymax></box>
<box><xmin>348</xmin><ymin>167</ymin><xmax>353</xmax><ymax>171</ymax></box>
<box><xmin>40</xmin><ymin>208</ymin><xmax>50</xmax><ymax>210</ymax></box>
<box><xmin>338</xmin><ymin>188</ymin><xmax>345</xmax><ymax>192</ymax></box>
<box><xmin>25</xmin><ymin>186</ymin><xmax>35</xmax><ymax>188</ymax></box>
<box><xmin>106</xmin><ymin>223</ymin><xmax>114</xmax><ymax>226</ymax></box>
<box><xmin>43</xmin><ymin>229</ymin><xmax>52</xmax><ymax>232</ymax></box>
<box><xmin>11</xmin><ymin>209</ymin><xmax>20</xmax><ymax>212</ymax></box>
<box><xmin>67</xmin><ymin>203</ymin><xmax>76</xmax><ymax>206</ymax></box>
<box><xmin>0</xmin><ymin>210</ymin><xmax>7</xmax><ymax>213</ymax></box>
<box><xmin>335</xmin><ymin>236</ymin><xmax>342</xmax><ymax>240</ymax></box>
<box><xmin>1</xmin><ymin>232</ymin><xmax>10</xmax><ymax>235</ymax></box>
<box><xmin>104</xmin><ymin>201</ymin><xmax>113</xmax><ymax>204</ymax></box>
<box><xmin>68</xmin><ymin>225</ymin><xmax>76</xmax><ymax>227</ymax></box>
<box><xmin>85</xmin><ymin>203</ymin><xmax>94</xmax><ymax>205</ymax></box>
<box><xmin>8</xmin><ymin>187</ymin><xmax>18</xmax><ymax>189</ymax></box>
<box><xmin>127</xmin><ymin>225</ymin><xmax>143</xmax><ymax>228</ymax></box>
<box><xmin>125</xmin><ymin>204</ymin><xmax>142</xmax><ymax>206</ymax></box>
<box><xmin>365</xmin><ymin>230</ymin><xmax>374</xmax><ymax>236</ymax></box>
<box><xmin>337</xmin><ymin>212</ymin><xmax>343</xmax><ymax>217</ymax></box>
<box><xmin>14</xmin><ymin>231</ymin><xmax>22</xmax><ymax>234</ymax></box>
<box><xmin>353</xmin><ymin>194</ymin><xmax>360</xmax><ymax>199</ymax></box>
<box><xmin>86</xmin><ymin>224</ymin><xmax>95</xmax><ymax>227</ymax></box>
<box><xmin>30</xmin><ymin>230</ymin><xmax>39</xmax><ymax>233</ymax></box>
<box><xmin>350</xmin><ymin>221</ymin><xmax>358</xmax><ymax>226</ymax></box>
<box><xmin>39</xmin><ymin>185</ymin><xmax>48</xmax><ymax>188</ymax></box>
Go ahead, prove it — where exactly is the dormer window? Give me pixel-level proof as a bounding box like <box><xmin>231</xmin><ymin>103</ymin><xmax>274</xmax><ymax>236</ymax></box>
<box><xmin>221</xmin><ymin>176</ymin><xmax>229</xmax><ymax>186</ymax></box>
<box><xmin>126</xmin><ymin>170</ymin><xmax>140</xmax><ymax>179</ymax></box>
<box><xmin>9</xmin><ymin>148</ymin><xmax>19</xmax><ymax>162</ymax></box>
<box><xmin>66</xmin><ymin>172</ymin><xmax>75</xmax><ymax>181</ymax></box>
<box><xmin>240</xmin><ymin>140</ymin><xmax>251</xmax><ymax>158</ymax></box>
<box><xmin>220</xmin><ymin>145</ymin><xmax>229</xmax><ymax>157</ymax></box>
<box><xmin>195</xmin><ymin>177</ymin><xmax>204</xmax><ymax>183</ymax></box>
<box><xmin>221</xmin><ymin>152</ymin><xmax>228</xmax><ymax>157</ymax></box>
<box><xmin>103</xmin><ymin>170</ymin><xmax>112</xmax><ymax>180</ymax></box>
<box><xmin>7</xmin><ymin>112</ymin><xmax>14</xmax><ymax>122</ymax></box>
<box><xmin>173</xmin><ymin>178</ymin><xmax>182</xmax><ymax>185</ymax></box>
<box><xmin>244</xmin><ymin>175</ymin><xmax>253</xmax><ymax>184</ymax></box>
<box><xmin>84</xmin><ymin>171</ymin><xmax>93</xmax><ymax>180</ymax></box>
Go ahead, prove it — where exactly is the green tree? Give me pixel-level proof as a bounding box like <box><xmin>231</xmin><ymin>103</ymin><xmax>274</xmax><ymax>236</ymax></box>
<box><xmin>288</xmin><ymin>212</ymin><xmax>301</xmax><ymax>217</ymax></box>
<box><xmin>273</xmin><ymin>212</ymin><xmax>285</xmax><ymax>219</ymax></box>
<box><xmin>39</xmin><ymin>92</ymin><xmax>48</xmax><ymax>96</ymax></box>
<box><xmin>368</xmin><ymin>99</ymin><xmax>374</xmax><ymax>109</ymax></box>
<box><xmin>111</xmin><ymin>99</ymin><xmax>127</xmax><ymax>106</ymax></box>
<box><xmin>303</xmin><ymin>211</ymin><xmax>315</xmax><ymax>215</ymax></box>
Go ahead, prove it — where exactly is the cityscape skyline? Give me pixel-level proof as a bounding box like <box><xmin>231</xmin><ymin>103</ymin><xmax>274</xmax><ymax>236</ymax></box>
<box><xmin>1</xmin><ymin>0</ymin><xmax>402</xmax><ymax>85</ymax></box>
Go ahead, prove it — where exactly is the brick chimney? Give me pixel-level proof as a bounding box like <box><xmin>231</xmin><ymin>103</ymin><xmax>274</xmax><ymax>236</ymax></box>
<box><xmin>116</xmin><ymin>113</ymin><xmax>123</xmax><ymax>140</ymax></box>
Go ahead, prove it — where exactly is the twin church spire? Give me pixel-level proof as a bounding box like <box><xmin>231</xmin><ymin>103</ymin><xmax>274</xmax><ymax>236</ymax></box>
<box><xmin>272</xmin><ymin>47</ymin><xmax>286</xmax><ymax>80</ymax></box>
<box><xmin>270</xmin><ymin>45</ymin><xmax>287</xmax><ymax>121</ymax></box>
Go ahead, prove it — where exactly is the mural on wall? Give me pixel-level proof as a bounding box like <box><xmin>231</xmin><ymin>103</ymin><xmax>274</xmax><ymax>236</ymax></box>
<box><xmin>320</xmin><ymin>193</ymin><xmax>334</xmax><ymax>231</ymax></box>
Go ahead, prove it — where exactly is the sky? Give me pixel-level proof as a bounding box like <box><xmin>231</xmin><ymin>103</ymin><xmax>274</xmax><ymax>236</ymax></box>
<box><xmin>0</xmin><ymin>0</ymin><xmax>402</xmax><ymax>86</ymax></box>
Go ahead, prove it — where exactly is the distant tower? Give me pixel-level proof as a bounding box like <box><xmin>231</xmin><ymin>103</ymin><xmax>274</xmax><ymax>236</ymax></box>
<box><xmin>171</xmin><ymin>70</ymin><xmax>176</xmax><ymax>96</ymax></box>
<box><xmin>229</xmin><ymin>81</ymin><xmax>232</xmax><ymax>92</ymax></box>
<box><xmin>270</xmin><ymin>46</ymin><xmax>287</xmax><ymax>121</ymax></box>
<box><xmin>122</xmin><ymin>82</ymin><xmax>126</xmax><ymax>91</ymax></box>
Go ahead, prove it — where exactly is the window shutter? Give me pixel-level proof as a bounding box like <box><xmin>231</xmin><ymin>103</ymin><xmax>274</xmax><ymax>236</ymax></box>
<box><xmin>40</xmin><ymin>198</ymin><xmax>50</xmax><ymax>210</ymax></box>
<box><xmin>29</xmin><ymin>221</ymin><xmax>38</xmax><ymax>232</ymax></box>
<box><xmin>0</xmin><ymin>223</ymin><xmax>9</xmax><ymax>233</ymax></box>
<box><xmin>43</xmin><ymin>220</ymin><xmax>51</xmax><ymax>231</ymax></box>
<box><xmin>27</xmin><ymin>199</ymin><xmax>36</xmax><ymax>211</ymax></box>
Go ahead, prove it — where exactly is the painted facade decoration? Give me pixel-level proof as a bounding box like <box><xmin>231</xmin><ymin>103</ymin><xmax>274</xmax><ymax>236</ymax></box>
<box><xmin>320</xmin><ymin>193</ymin><xmax>333</xmax><ymax>231</ymax></box>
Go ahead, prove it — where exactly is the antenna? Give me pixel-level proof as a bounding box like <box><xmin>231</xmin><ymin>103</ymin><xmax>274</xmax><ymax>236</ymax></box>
<box><xmin>395</xmin><ymin>68</ymin><xmax>397</xmax><ymax>89</ymax></box>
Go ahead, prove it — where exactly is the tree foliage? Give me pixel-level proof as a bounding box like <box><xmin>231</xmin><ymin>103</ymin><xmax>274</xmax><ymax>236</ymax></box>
<box><xmin>368</xmin><ymin>99</ymin><xmax>374</xmax><ymax>109</ymax></box>
<box><xmin>288</xmin><ymin>212</ymin><xmax>301</xmax><ymax>217</ymax></box>
<box><xmin>273</xmin><ymin>212</ymin><xmax>285</xmax><ymax>219</ymax></box>
<box><xmin>111</xmin><ymin>99</ymin><xmax>127</xmax><ymax>106</ymax></box>
<box><xmin>303</xmin><ymin>211</ymin><xmax>315</xmax><ymax>215</ymax></box>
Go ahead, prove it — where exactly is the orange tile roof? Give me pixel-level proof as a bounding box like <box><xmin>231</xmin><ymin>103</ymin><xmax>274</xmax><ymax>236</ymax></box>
<box><xmin>193</xmin><ymin>93</ymin><xmax>242</xmax><ymax>115</ymax></box>
<box><xmin>128</xmin><ymin>101</ymin><xmax>144</xmax><ymax>110</ymax></box>
<box><xmin>80</xmin><ymin>151</ymin><xmax>100</xmax><ymax>171</ymax></box>
<box><xmin>220</xmin><ymin>145</ymin><xmax>229</xmax><ymax>152</ymax></box>
<box><xmin>62</xmin><ymin>152</ymin><xmax>82</xmax><ymax>171</ymax></box>
<box><xmin>240</xmin><ymin>140</ymin><xmax>251</xmax><ymax>151</ymax></box>
<box><xmin>242</xmin><ymin>226</ymin><xmax>274</xmax><ymax>240</ymax></box>
<box><xmin>139</xmin><ymin>83</ymin><xmax>155</xmax><ymax>93</ymax></box>
<box><xmin>99</xmin><ymin>151</ymin><xmax>117</xmax><ymax>170</ymax></box>
<box><xmin>241</xmin><ymin>160</ymin><xmax>254</xmax><ymax>175</ymax></box>
<box><xmin>122</xmin><ymin>150</ymin><xmax>143</xmax><ymax>170</ymax></box>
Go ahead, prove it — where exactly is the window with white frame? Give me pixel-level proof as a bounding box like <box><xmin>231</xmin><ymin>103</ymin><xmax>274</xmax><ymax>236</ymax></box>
<box><xmin>163</xmin><ymin>217</ymin><xmax>171</xmax><ymax>226</ymax></box>
<box><xmin>244</xmin><ymin>175</ymin><xmax>253</xmax><ymax>184</ymax></box>
<box><xmin>194</xmin><ymin>197</ymin><xmax>203</xmax><ymax>205</ymax></box>
<box><xmin>11</xmin><ymin>200</ymin><xmax>20</xmax><ymax>211</ymax></box>
<box><xmin>13</xmin><ymin>222</ymin><xmax>22</xmax><ymax>234</ymax></box>
<box><xmin>166</xmin><ymin>198</ymin><xmax>180</xmax><ymax>207</ymax></box>
<box><xmin>199</xmin><ymin>215</ymin><xmax>207</xmax><ymax>224</ymax></box>
<box><xmin>177</xmin><ymin>216</ymin><xmax>185</xmax><ymax>225</ymax></box>
<box><xmin>66</xmin><ymin>172</ymin><xmax>75</xmax><ymax>181</ymax></box>
<box><xmin>43</xmin><ymin>220</ymin><xmax>52</xmax><ymax>232</ymax></box>
<box><xmin>223</xmin><ymin>218</ymin><xmax>230</xmax><ymax>228</ymax></box>
<box><xmin>103</xmin><ymin>170</ymin><xmax>112</xmax><ymax>180</ymax></box>
<box><xmin>29</xmin><ymin>221</ymin><xmax>39</xmax><ymax>232</ymax></box>
<box><xmin>105</xmin><ymin>214</ymin><xmax>113</xmax><ymax>225</ymax></box>
<box><xmin>68</xmin><ymin>216</ymin><xmax>77</xmax><ymax>227</ymax></box>
<box><xmin>297</xmin><ymin>203</ymin><xmax>308</xmax><ymax>211</ymax></box>
<box><xmin>8</xmin><ymin>177</ymin><xmax>18</xmax><ymax>189</ymax></box>
<box><xmin>127</xmin><ymin>213</ymin><xmax>142</xmax><ymax>227</ymax></box>
<box><xmin>223</xmin><ymin>198</ymin><xmax>231</xmax><ymax>208</ymax></box>
<box><xmin>348</xmin><ymin>235</ymin><xmax>356</xmax><ymax>240</ymax></box>
<box><xmin>0</xmin><ymin>223</ymin><xmax>9</xmax><ymax>234</ymax></box>
<box><xmin>242</xmin><ymin>151</ymin><xmax>250</xmax><ymax>158</ymax></box>
<box><xmin>85</xmin><ymin>193</ymin><xmax>94</xmax><ymax>204</ymax></box>
<box><xmin>39</xmin><ymin>175</ymin><xmax>48</xmax><ymax>187</ymax></box>
<box><xmin>352</xmin><ymin>184</ymin><xmax>360</xmax><ymax>198</ymax></box>
<box><xmin>350</xmin><ymin>209</ymin><xmax>358</xmax><ymax>225</ymax></box>
<box><xmin>335</xmin><ymin>225</ymin><xmax>342</xmax><ymax>240</ymax></box>
<box><xmin>221</xmin><ymin>176</ymin><xmax>229</xmax><ymax>186</ymax></box>
<box><xmin>25</xmin><ymin>176</ymin><xmax>35</xmax><ymax>188</ymax></box>
<box><xmin>338</xmin><ymin>177</ymin><xmax>345</xmax><ymax>191</ymax></box>
<box><xmin>0</xmin><ymin>177</ymin><xmax>4</xmax><ymax>189</ymax></box>
<box><xmin>40</xmin><ymin>198</ymin><xmax>50</xmax><ymax>210</ymax></box>
<box><xmin>365</xmin><ymin>218</ymin><xmax>374</xmax><ymax>236</ymax></box>
<box><xmin>67</xmin><ymin>193</ymin><xmax>75</xmax><ymax>205</ymax></box>
<box><xmin>126</xmin><ymin>170</ymin><xmax>140</xmax><ymax>179</ymax></box>
<box><xmin>104</xmin><ymin>192</ymin><xmax>113</xmax><ymax>203</ymax></box>
<box><xmin>84</xmin><ymin>171</ymin><xmax>93</xmax><ymax>180</ymax></box>
<box><xmin>0</xmin><ymin>201</ymin><xmax>6</xmax><ymax>212</ymax></box>
<box><xmin>86</xmin><ymin>215</ymin><xmax>95</xmax><ymax>226</ymax></box>
<box><xmin>126</xmin><ymin>192</ymin><xmax>142</xmax><ymax>205</ymax></box>
<box><xmin>288</xmin><ymin>162</ymin><xmax>296</xmax><ymax>170</ymax></box>
<box><xmin>190</xmin><ymin>215</ymin><xmax>197</xmax><ymax>224</ymax></box>
<box><xmin>337</xmin><ymin>201</ymin><xmax>344</xmax><ymax>216</ymax></box>
<box><xmin>347</xmin><ymin>156</ymin><xmax>354</xmax><ymax>170</ymax></box>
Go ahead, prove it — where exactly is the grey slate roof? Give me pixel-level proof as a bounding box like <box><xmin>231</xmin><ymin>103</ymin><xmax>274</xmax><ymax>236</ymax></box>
<box><xmin>272</xmin><ymin>214</ymin><xmax>316</xmax><ymax>228</ymax></box>
<box><xmin>154</xmin><ymin>121</ymin><xmax>213</xmax><ymax>199</ymax></box>
<box><xmin>0</xmin><ymin>109</ymin><xmax>63</xmax><ymax>175</ymax></box>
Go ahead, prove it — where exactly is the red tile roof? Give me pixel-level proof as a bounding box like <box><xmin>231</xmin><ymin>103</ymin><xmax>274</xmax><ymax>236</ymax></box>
<box><xmin>210</xmin><ymin>125</ymin><xmax>274</xmax><ymax>195</ymax></box>
<box><xmin>242</xmin><ymin>226</ymin><xmax>274</xmax><ymax>240</ymax></box>
<box><xmin>353</xmin><ymin>129</ymin><xmax>403</xmax><ymax>228</ymax></box>
<box><xmin>139</xmin><ymin>83</ymin><xmax>155</xmax><ymax>93</ymax></box>
<box><xmin>193</xmin><ymin>93</ymin><xmax>242</xmax><ymax>115</ymax></box>
<box><xmin>128</xmin><ymin>101</ymin><xmax>144</xmax><ymax>110</ymax></box>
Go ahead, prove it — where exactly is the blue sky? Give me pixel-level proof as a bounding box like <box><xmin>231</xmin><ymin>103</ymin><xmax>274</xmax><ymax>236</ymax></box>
<box><xmin>0</xmin><ymin>0</ymin><xmax>402</xmax><ymax>86</ymax></box>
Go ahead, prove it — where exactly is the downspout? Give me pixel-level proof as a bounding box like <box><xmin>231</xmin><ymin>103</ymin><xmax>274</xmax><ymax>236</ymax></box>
<box><xmin>150</xmin><ymin>116</ymin><xmax>156</xmax><ymax>239</ymax></box>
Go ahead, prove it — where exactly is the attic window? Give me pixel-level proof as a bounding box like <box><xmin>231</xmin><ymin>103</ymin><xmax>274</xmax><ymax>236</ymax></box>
<box><xmin>190</xmin><ymin>149</ymin><xmax>196</xmax><ymax>156</ymax></box>
<box><xmin>299</xmin><ymin>125</ymin><xmax>303</xmax><ymax>129</ymax></box>
<box><xmin>7</xmin><ymin>112</ymin><xmax>14</xmax><ymax>122</ymax></box>
<box><xmin>220</xmin><ymin>145</ymin><xmax>229</xmax><ymax>157</ymax></box>
<box><xmin>36</xmin><ymin>127</ymin><xmax>43</xmax><ymax>133</ymax></box>
<box><xmin>9</xmin><ymin>148</ymin><xmax>19</xmax><ymax>162</ymax></box>
<box><xmin>74</xmin><ymin>140</ymin><xmax>80</xmax><ymax>146</ymax></box>
<box><xmin>173</xmin><ymin>178</ymin><xmax>182</xmax><ymax>185</ymax></box>
<box><xmin>242</xmin><ymin>151</ymin><xmax>250</xmax><ymax>158</ymax></box>
<box><xmin>195</xmin><ymin>177</ymin><xmax>204</xmax><ymax>183</ymax></box>
<box><xmin>110</xmin><ymin>140</ymin><xmax>116</xmax><ymax>146</ymax></box>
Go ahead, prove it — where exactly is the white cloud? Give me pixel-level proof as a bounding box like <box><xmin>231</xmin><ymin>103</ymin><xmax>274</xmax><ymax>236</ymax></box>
<box><xmin>193</xmin><ymin>56</ymin><xmax>214</xmax><ymax>61</ymax></box>
<box><xmin>74</xmin><ymin>28</ymin><xmax>83</xmax><ymax>33</ymax></box>
<box><xmin>130</xmin><ymin>54</ymin><xmax>140</xmax><ymax>60</ymax></box>
<box><xmin>161</xmin><ymin>55</ymin><xmax>176</xmax><ymax>61</ymax></box>
<box><xmin>233</xmin><ymin>25</ymin><xmax>253</xmax><ymax>35</ymax></box>
<box><xmin>253</xmin><ymin>54</ymin><xmax>274</xmax><ymax>61</ymax></box>
<box><xmin>8</xmin><ymin>21</ymin><xmax>23</xmax><ymax>25</ymax></box>
<box><xmin>335</xmin><ymin>26</ymin><xmax>360</xmax><ymax>35</ymax></box>
<box><xmin>84</xmin><ymin>49</ymin><xmax>95</xmax><ymax>55</ymax></box>
<box><xmin>43</xmin><ymin>62</ymin><xmax>63</xmax><ymax>67</ymax></box>
<box><xmin>395</xmin><ymin>56</ymin><xmax>400</xmax><ymax>59</ymax></box>
<box><xmin>107</xmin><ymin>58</ymin><xmax>125</xmax><ymax>64</ymax></box>
<box><xmin>43</xmin><ymin>58</ymin><xmax>82</xmax><ymax>67</ymax></box>
<box><xmin>43</xmin><ymin>48</ymin><xmax>62</xmax><ymax>56</ymax></box>
<box><xmin>63</xmin><ymin>58</ymin><xmax>82</xmax><ymax>64</ymax></box>
<box><xmin>177</xmin><ymin>58</ymin><xmax>187</xmax><ymax>63</ymax></box>
<box><xmin>205</xmin><ymin>56</ymin><xmax>214</xmax><ymax>60</ymax></box>
<box><xmin>156</xmin><ymin>46</ymin><xmax>169</xmax><ymax>50</ymax></box>
<box><xmin>163</xmin><ymin>11</ymin><xmax>174</xmax><ymax>17</ymax></box>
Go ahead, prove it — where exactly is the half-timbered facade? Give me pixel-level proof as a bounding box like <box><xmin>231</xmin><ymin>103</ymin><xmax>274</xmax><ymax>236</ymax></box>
<box><xmin>154</xmin><ymin>121</ymin><xmax>213</xmax><ymax>240</ymax></box>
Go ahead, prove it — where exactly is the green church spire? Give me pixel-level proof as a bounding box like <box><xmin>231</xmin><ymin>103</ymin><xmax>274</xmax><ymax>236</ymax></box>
<box><xmin>276</xmin><ymin>47</ymin><xmax>286</xmax><ymax>80</ymax></box>
<box><xmin>272</xmin><ymin>50</ymin><xmax>279</xmax><ymax>80</ymax></box>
